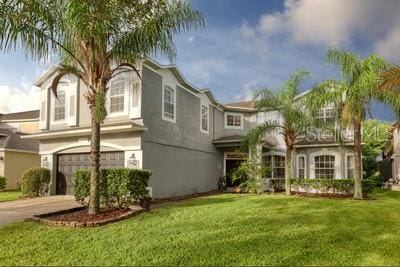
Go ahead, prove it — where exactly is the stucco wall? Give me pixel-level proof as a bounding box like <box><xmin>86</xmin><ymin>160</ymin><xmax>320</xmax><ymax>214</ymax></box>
<box><xmin>0</xmin><ymin>151</ymin><xmax>4</xmax><ymax>177</ymax></box>
<box><xmin>4</xmin><ymin>151</ymin><xmax>40</xmax><ymax>190</ymax></box>
<box><xmin>141</xmin><ymin>66</ymin><xmax>220</xmax><ymax>198</ymax></box>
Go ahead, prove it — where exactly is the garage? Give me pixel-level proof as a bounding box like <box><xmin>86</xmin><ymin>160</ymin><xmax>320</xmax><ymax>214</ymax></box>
<box><xmin>56</xmin><ymin>151</ymin><xmax>125</xmax><ymax>195</ymax></box>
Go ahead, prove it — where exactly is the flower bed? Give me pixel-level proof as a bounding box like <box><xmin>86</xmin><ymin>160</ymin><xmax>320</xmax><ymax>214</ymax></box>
<box><xmin>27</xmin><ymin>207</ymin><xmax>144</xmax><ymax>227</ymax></box>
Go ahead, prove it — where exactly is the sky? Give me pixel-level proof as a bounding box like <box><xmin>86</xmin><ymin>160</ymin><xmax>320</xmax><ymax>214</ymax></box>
<box><xmin>0</xmin><ymin>0</ymin><xmax>399</xmax><ymax>121</ymax></box>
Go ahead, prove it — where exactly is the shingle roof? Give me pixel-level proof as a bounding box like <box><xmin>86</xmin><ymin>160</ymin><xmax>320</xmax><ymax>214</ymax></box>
<box><xmin>0</xmin><ymin>110</ymin><xmax>39</xmax><ymax>121</ymax></box>
<box><xmin>213</xmin><ymin>135</ymin><xmax>245</xmax><ymax>143</ymax></box>
<box><xmin>224</xmin><ymin>101</ymin><xmax>256</xmax><ymax>109</ymax></box>
<box><xmin>0</xmin><ymin>128</ymin><xmax>39</xmax><ymax>152</ymax></box>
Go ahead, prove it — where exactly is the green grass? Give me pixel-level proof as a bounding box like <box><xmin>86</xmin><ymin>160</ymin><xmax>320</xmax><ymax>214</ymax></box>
<box><xmin>0</xmin><ymin>191</ymin><xmax>21</xmax><ymax>202</ymax></box>
<box><xmin>1</xmin><ymin>191</ymin><xmax>400</xmax><ymax>266</ymax></box>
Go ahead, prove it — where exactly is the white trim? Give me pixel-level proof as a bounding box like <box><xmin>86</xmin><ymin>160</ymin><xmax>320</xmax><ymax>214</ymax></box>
<box><xmin>296</xmin><ymin>154</ymin><xmax>306</xmax><ymax>178</ymax></box>
<box><xmin>23</xmin><ymin>124</ymin><xmax>146</xmax><ymax>140</ymax></box>
<box><xmin>224</xmin><ymin>112</ymin><xmax>244</xmax><ymax>129</ymax></box>
<box><xmin>223</xmin><ymin>152</ymin><xmax>247</xmax><ymax>176</ymax></box>
<box><xmin>40</xmin><ymin>141</ymin><xmax>141</xmax><ymax>155</ymax></box>
<box><xmin>309</xmin><ymin>150</ymin><xmax>341</xmax><ymax>179</ymax></box>
<box><xmin>200</xmin><ymin>104</ymin><xmax>209</xmax><ymax>134</ymax></box>
<box><xmin>0</xmin><ymin>119</ymin><xmax>39</xmax><ymax>123</ymax></box>
<box><xmin>0</xmin><ymin>148</ymin><xmax>38</xmax><ymax>154</ymax></box>
<box><xmin>162</xmin><ymin>85</ymin><xmax>176</xmax><ymax>123</ymax></box>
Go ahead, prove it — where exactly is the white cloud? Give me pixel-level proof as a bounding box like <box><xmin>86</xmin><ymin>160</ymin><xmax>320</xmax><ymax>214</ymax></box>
<box><xmin>255</xmin><ymin>0</ymin><xmax>400</xmax><ymax>50</ymax></box>
<box><xmin>374</xmin><ymin>29</ymin><xmax>400</xmax><ymax>62</ymax></box>
<box><xmin>0</xmin><ymin>78</ymin><xmax>39</xmax><ymax>113</ymax></box>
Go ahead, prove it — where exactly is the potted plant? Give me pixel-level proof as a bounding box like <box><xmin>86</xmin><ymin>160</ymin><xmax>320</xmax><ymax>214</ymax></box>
<box><xmin>140</xmin><ymin>195</ymin><xmax>152</xmax><ymax>211</ymax></box>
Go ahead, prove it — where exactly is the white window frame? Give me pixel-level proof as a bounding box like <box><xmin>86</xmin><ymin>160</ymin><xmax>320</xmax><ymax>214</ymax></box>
<box><xmin>224</xmin><ymin>112</ymin><xmax>243</xmax><ymax>129</ymax></box>
<box><xmin>297</xmin><ymin>155</ymin><xmax>306</xmax><ymax>179</ymax></box>
<box><xmin>162</xmin><ymin>85</ymin><xmax>176</xmax><ymax>123</ymax></box>
<box><xmin>200</xmin><ymin>104</ymin><xmax>209</xmax><ymax>134</ymax></box>
<box><xmin>345</xmin><ymin>153</ymin><xmax>355</xmax><ymax>179</ymax></box>
<box><xmin>51</xmin><ymin>83</ymin><xmax>67</xmax><ymax>125</ymax></box>
<box><xmin>315</xmin><ymin>106</ymin><xmax>335</xmax><ymax>124</ymax></box>
<box><xmin>314</xmin><ymin>155</ymin><xmax>335</xmax><ymax>179</ymax></box>
<box><xmin>107</xmin><ymin>77</ymin><xmax>128</xmax><ymax>117</ymax></box>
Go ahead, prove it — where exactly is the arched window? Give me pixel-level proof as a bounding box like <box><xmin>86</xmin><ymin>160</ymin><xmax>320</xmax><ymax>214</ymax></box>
<box><xmin>314</xmin><ymin>155</ymin><xmax>335</xmax><ymax>179</ymax></box>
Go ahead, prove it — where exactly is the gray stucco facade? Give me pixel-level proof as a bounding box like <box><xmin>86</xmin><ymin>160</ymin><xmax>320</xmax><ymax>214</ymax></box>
<box><xmin>25</xmin><ymin>58</ymin><xmax>356</xmax><ymax>199</ymax></box>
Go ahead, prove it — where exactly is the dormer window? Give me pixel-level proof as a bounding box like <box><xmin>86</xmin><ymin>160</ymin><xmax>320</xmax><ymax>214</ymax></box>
<box><xmin>109</xmin><ymin>79</ymin><xmax>125</xmax><ymax>113</ymax></box>
<box><xmin>225</xmin><ymin>112</ymin><xmax>243</xmax><ymax>129</ymax></box>
<box><xmin>54</xmin><ymin>86</ymin><xmax>66</xmax><ymax>122</ymax></box>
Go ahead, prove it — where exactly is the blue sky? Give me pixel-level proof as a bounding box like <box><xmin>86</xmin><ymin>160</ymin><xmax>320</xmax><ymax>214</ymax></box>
<box><xmin>0</xmin><ymin>0</ymin><xmax>399</xmax><ymax>121</ymax></box>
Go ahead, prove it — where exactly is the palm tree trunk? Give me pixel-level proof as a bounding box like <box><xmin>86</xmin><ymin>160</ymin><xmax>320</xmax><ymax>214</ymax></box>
<box><xmin>88</xmin><ymin>106</ymin><xmax>101</xmax><ymax>214</ymax></box>
<box><xmin>353</xmin><ymin>121</ymin><xmax>363</xmax><ymax>199</ymax></box>
<box><xmin>285</xmin><ymin>148</ymin><xmax>292</xmax><ymax>195</ymax></box>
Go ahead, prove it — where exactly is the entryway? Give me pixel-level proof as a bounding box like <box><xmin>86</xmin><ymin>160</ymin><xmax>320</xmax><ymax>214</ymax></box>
<box><xmin>224</xmin><ymin>152</ymin><xmax>246</xmax><ymax>188</ymax></box>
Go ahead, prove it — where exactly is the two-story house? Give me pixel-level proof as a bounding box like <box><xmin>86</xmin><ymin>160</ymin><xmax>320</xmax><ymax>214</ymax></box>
<box><xmin>25</xmin><ymin>58</ymin><xmax>356</xmax><ymax>198</ymax></box>
<box><xmin>0</xmin><ymin>110</ymin><xmax>40</xmax><ymax>190</ymax></box>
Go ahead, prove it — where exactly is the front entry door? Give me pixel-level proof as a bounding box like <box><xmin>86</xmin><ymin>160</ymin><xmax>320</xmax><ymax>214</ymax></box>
<box><xmin>225</xmin><ymin>159</ymin><xmax>244</xmax><ymax>187</ymax></box>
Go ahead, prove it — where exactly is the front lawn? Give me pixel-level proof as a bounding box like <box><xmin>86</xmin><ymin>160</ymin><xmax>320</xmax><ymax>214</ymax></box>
<box><xmin>0</xmin><ymin>191</ymin><xmax>21</xmax><ymax>202</ymax></box>
<box><xmin>1</xmin><ymin>191</ymin><xmax>400</xmax><ymax>266</ymax></box>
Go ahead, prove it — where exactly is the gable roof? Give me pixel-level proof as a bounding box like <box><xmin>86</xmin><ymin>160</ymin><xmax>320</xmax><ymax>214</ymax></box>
<box><xmin>0</xmin><ymin>128</ymin><xmax>39</xmax><ymax>152</ymax></box>
<box><xmin>0</xmin><ymin>110</ymin><xmax>39</xmax><ymax>121</ymax></box>
<box><xmin>224</xmin><ymin>101</ymin><xmax>256</xmax><ymax>109</ymax></box>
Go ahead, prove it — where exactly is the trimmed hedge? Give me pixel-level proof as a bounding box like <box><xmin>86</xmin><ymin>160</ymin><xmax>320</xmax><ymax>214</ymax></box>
<box><xmin>74</xmin><ymin>168</ymin><xmax>151</xmax><ymax>209</ymax></box>
<box><xmin>21</xmin><ymin>168</ymin><xmax>51</xmax><ymax>197</ymax></box>
<box><xmin>0</xmin><ymin>176</ymin><xmax>5</xmax><ymax>191</ymax></box>
<box><xmin>269</xmin><ymin>178</ymin><xmax>375</xmax><ymax>196</ymax></box>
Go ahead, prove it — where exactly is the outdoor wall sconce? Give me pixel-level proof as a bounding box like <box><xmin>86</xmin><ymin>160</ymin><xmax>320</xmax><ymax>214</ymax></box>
<box><xmin>0</xmin><ymin>156</ymin><xmax>3</xmax><ymax>161</ymax></box>
<box><xmin>127</xmin><ymin>153</ymin><xmax>139</xmax><ymax>168</ymax></box>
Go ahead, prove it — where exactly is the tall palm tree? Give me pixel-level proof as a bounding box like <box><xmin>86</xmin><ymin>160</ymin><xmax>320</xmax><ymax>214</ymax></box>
<box><xmin>244</xmin><ymin>70</ymin><xmax>311</xmax><ymax>195</ymax></box>
<box><xmin>0</xmin><ymin>0</ymin><xmax>204</xmax><ymax>214</ymax></box>
<box><xmin>308</xmin><ymin>48</ymin><xmax>387</xmax><ymax>199</ymax></box>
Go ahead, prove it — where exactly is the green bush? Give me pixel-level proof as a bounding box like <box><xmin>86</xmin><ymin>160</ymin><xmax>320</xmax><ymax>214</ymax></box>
<box><xmin>366</xmin><ymin>172</ymin><xmax>383</xmax><ymax>188</ymax></box>
<box><xmin>231</xmin><ymin>160</ymin><xmax>271</xmax><ymax>193</ymax></box>
<box><xmin>291</xmin><ymin>178</ymin><xmax>374</xmax><ymax>197</ymax></box>
<box><xmin>74</xmin><ymin>168</ymin><xmax>152</xmax><ymax>209</ymax></box>
<box><xmin>21</xmin><ymin>168</ymin><xmax>50</xmax><ymax>197</ymax></box>
<box><xmin>0</xmin><ymin>176</ymin><xmax>6</xmax><ymax>191</ymax></box>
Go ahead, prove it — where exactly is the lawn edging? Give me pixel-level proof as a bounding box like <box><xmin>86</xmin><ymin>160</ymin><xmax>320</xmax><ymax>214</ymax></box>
<box><xmin>26</xmin><ymin>206</ymin><xmax>144</xmax><ymax>228</ymax></box>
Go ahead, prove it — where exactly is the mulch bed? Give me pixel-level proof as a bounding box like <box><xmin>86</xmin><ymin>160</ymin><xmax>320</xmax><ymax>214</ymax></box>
<box><xmin>27</xmin><ymin>207</ymin><xmax>144</xmax><ymax>227</ymax></box>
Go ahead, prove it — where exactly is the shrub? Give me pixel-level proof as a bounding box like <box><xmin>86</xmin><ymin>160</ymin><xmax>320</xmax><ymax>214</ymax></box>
<box><xmin>21</xmin><ymin>168</ymin><xmax>50</xmax><ymax>197</ymax></box>
<box><xmin>290</xmin><ymin>178</ymin><xmax>375</xmax><ymax>197</ymax></box>
<box><xmin>74</xmin><ymin>168</ymin><xmax>152</xmax><ymax>209</ymax></box>
<box><xmin>231</xmin><ymin>160</ymin><xmax>270</xmax><ymax>193</ymax></box>
<box><xmin>0</xmin><ymin>176</ymin><xmax>6</xmax><ymax>191</ymax></box>
<box><xmin>366</xmin><ymin>172</ymin><xmax>383</xmax><ymax>188</ymax></box>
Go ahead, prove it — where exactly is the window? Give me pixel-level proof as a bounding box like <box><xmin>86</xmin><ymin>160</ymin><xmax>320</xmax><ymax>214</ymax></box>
<box><xmin>163</xmin><ymin>86</ymin><xmax>175</xmax><ymax>121</ymax></box>
<box><xmin>274</xmin><ymin>156</ymin><xmax>285</xmax><ymax>178</ymax></box>
<box><xmin>315</xmin><ymin>107</ymin><xmax>335</xmax><ymax>125</ymax></box>
<box><xmin>225</xmin><ymin>113</ymin><xmax>242</xmax><ymax>128</ymax></box>
<box><xmin>297</xmin><ymin>156</ymin><xmax>305</xmax><ymax>179</ymax></box>
<box><xmin>109</xmin><ymin>79</ymin><xmax>125</xmax><ymax>113</ymax></box>
<box><xmin>263</xmin><ymin>155</ymin><xmax>285</xmax><ymax>178</ymax></box>
<box><xmin>201</xmin><ymin>105</ymin><xmax>208</xmax><ymax>133</ymax></box>
<box><xmin>314</xmin><ymin>155</ymin><xmax>335</xmax><ymax>179</ymax></box>
<box><xmin>54</xmin><ymin>90</ymin><xmax>65</xmax><ymax>121</ymax></box>
<box><xmin>347</xmin><ymin>155</ymin><xmax>355</xmax><ymax>179</ymax></box>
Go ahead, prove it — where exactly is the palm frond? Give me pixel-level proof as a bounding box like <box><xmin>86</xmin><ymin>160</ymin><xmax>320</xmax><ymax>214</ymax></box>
<box><xmin>379</xmin><ymin>64</ymin><xmax>400</xmax><ymax>92</ymax></box>
<box><xmin>242</xmin><ymin>120</ymin><xmax>282</xmax><ymax>150</ymax></box>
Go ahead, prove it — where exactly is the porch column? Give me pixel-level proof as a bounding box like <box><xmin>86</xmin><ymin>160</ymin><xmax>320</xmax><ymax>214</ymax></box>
<box><xmin>41</xmin><ymin>154</ymin><xmax>56</xmax><ymax>195</ymax></box>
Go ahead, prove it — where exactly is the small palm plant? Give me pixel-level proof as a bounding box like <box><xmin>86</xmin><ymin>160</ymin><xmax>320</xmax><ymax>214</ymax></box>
<box><xmin>0</xmin><ymin>0</ymin><xmax>204</xmax><ymax>214</ymax></box>
<box><xmin>308</xmin><ymin>48</ymin><xmax>387</xmax><ymax>199</ymax></box>
<box><xmin>244</xmin><ymin>70</ymin><xmax>312</xmax><ymax>195</ymax></box>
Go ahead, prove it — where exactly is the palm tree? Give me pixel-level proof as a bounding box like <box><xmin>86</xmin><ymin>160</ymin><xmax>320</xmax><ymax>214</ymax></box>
<box><xmin>0</xmin><ymin>0</ymin><xmax>204</xmax><ymax>214</ymax></box>
<box><xmin>244</xmin><ymin>70</ymin><xmax>311</xmax><ymax>195</ymax></box>
<box><xmin>308</xmin><ymin>48</ymin><xmax>387</xmax><ymax>199</ymax></box>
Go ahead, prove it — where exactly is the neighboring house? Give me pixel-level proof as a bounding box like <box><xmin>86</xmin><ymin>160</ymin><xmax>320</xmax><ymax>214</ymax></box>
<box><xmin>25</xmin><ymin>58</ymin><xmax>356</xmax><ymax>198</ymax></box>
<box><xmin>0</xmin><ymin>111</ymin><xmax>40</xmax><ymax>190</ymax></box>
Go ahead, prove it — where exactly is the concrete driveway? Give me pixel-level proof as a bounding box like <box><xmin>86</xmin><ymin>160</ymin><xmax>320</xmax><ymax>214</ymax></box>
<box><xmin>0</xmin><ymin>195</ymin><xmax>81</xmax><ymax>225</ymax></box>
